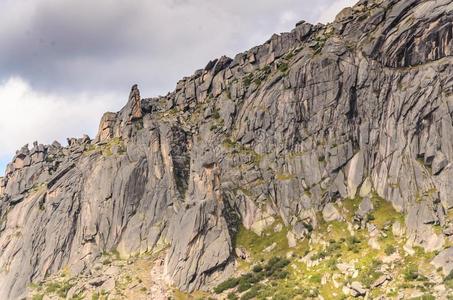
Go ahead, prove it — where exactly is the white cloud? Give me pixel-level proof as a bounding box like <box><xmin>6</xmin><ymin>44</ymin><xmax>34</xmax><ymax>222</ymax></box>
<box><xmin>0</xmin><ymin>0</ymin><xmax>346</xmax><ymax>94</ymax></box>
<box><xmin>0</xmin><ymin>0</ymin><xmax>357</xmax><ymax>175</ymax></box>
<box><xmin>0</xmin><ymin>77</ymin><xmax>123</xmax><ymax>158</ymax></box>
<box><xmin>317</xmin><ymin>0</ymin><xmax>359</xmax><ymax>24</ymax></box>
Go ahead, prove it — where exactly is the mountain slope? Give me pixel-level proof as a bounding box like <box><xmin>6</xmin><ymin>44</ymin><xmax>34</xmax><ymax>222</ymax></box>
<box><xmin>1</xmin><ymin>0</ymin><xmax>453</xmax><ymax>299</ymax></box>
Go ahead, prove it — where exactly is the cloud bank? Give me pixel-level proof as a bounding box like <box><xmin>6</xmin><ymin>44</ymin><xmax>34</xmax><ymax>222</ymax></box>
<box><xmin>0</xmin><ymin>77</ymin><xmax>122</xmax><ymax>169</ymax></box>
<box><xmin>0</xmin><ymin>0</ymin><xmax>358</xmax><ymax>174</ymax></box>
<box><xmin>0</xmin><ymin>0</ymin><xmax>357</xmax><ymax>94</ymax></box>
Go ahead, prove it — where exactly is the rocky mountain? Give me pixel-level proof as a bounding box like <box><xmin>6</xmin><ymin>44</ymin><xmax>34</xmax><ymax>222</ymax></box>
<box><xmin>1</xmin><ymin>0</ymin><xmax>453</xmax><ymax>299</ymax></box>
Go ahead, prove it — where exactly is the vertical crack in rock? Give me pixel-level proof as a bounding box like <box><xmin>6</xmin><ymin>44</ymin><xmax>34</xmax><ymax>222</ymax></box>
<box><xmin>169</xmin><ymin>127</ymin><xmax>191</xmax><ymax>199</ymax></box>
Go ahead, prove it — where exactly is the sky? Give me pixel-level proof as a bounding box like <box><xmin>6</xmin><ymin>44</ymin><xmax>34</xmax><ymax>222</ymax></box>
<box><xmin>0</xmin><ymin>0</ymin><xmax>357</xmax><ymax>175</ymax></box>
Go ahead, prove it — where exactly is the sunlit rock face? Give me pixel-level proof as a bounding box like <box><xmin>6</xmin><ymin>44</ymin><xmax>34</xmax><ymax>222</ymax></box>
<box><xmin>1</xmin><ymin>0</ymin><xmax>453</xmax><ymax>298</ymax></box>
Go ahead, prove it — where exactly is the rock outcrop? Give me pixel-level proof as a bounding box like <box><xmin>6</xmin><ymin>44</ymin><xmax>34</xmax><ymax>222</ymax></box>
<box><xmin>1</xmin><ymin>0</ymin><xmax>453</xmax><ymax>298</ymax></box>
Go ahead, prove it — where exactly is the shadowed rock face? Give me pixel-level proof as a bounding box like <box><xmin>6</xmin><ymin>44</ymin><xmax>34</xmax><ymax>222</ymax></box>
<box><xmin>1</xmin><ymin>0</ymin><xmax>453</xmax><ymax>298</ymax></box>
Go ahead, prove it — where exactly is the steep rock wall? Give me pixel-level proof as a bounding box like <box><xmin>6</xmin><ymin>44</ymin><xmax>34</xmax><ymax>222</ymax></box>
<box><xmin>1</xmin><ymin>0</ymin><xmax>453</xmax><ymax>298</ymax></box>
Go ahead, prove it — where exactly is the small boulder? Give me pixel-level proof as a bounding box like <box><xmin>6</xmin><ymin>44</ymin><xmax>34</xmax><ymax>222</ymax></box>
<box><xmin>371</xmin><ymin>274</ymin><xmax>392</xmax><ymax>288</ymax></box>
<box><xmin>335</xmin><ymin>7</ymin><xmax>354</xmax><ymax>22</ymax></box>
<box><xmin>392</xmin><ymin>221</ymin><xmax>405</xmax><ymax>237</ymax></box>
<box><xmin>337</xmin><ymin>262</ymin><xmax>356</xmax><ymax>276</ymax></box>
<box><xmin>356</xmin><ymin>197</ymin><xmax>373</xmax><ymax>219</ymax></box>
<box><xmin>292</xmin><ymin>221</ymin><xmax>309</xmax><ymax>239</ymax></box>
<box><xmin>382</xmin><ymin>252</ymin><xmax>401</xmax><ymax>264</ymax></box>
<box><xmin>332</xmin><ymin>274</ymin><xmax>343</xmax><ymax>288</ymax></box>
<box><xmin>287</xmin><ymin>232</ymin><xmax>297</xmax><ymax>248</ymax></box>
<box><xmin>322</xmin><ymin>203</ymin><xmax>342</xmax><ymax>222</ymax></box>
<box><xmin>359</xmin><ymin>177</ymin><xmax>373</xmax><ymax>197</ymax></box>
<box><xmin>349</xmin><ymin>281</ymin><xmax>367</xmax><ymax>297</ymax></box>
<box><xmin>368</xmin><ymin>237</ymin><xmax>381</xmax><ymax>250</ymax></box>
<box><xmin>100</xmin><ymin>277</ymin><xmax>115</xmax><ymax>292</ymax></box>
<box><xmin>235</xmin><ymin>247</ymin><xmax>248</xmax><ymax>260</ymax></box>
<box><xmin>263</xmin><ymin>242</ymin><xmax>277</xmax><ymax>253</ymax></box>
<box><xmin>251</xmin><ymin>216</ymin><xmax>275</xmax><ymax>236</ymax></box>
<box><xmin>88</xmin><ymin>276</ymin><xmax>109</xmax><ymax>287</ymax></box>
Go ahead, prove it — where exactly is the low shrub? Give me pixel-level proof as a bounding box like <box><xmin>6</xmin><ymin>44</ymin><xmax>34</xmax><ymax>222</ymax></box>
<box><xmin>310</xmin><ymin>274</ymin><xmax>322</xmax><ymax>284</ymax></box>
<box><xmin>385</xmin><ymin>245</ymin><xmax>396</xmax><ymax>256</ymax></box>
<box><xmin>227</xmin><ymin>292</ymin><xmax>238</xmax><ymax>300</ymax></box>
<box><xmin>277</xmin><ymin>63</ymin><xmax>289</xmax><ymax>73</ymax></box>
<box><xmin>410</xmin><ymin>295</ymin><xmax>436</xmax><ymax>300</ymax></box>
<box><xmin>348</xmin><ymin>236</ymin><xmax>361</xmax><ymax>244</ymax></box>
<box><xmin>404</xmin><ymin>265</ymin><xmax>419</xmax><ymax>281</ymax></box>
<box><xmin>213</xmin><ymin>278</ymin><xmax>239</xmax><ymax>294</ymax></box>
<box><xmin>445</xmin><ymin>270</ymin><xmax>453</xmax><ymax>281</ymax></box>
<box><xmin>264</xmin><ymin>257</ymin><xmax>290</xmax><ymax>277</ymax></box>
<box><xmin>237</xmin><ymin>281</ymin><xmax>252</xmax><ymax>293</ymax></box>
<box><xmin>240</xmin><ymin>285</ymin><xmax>262</xmax><ymax>300</ymax></box>
<box><xmin>311</xmin><ymin>251</ymin><xmax>327</xmax><ymax>261</ymax></box>
<box><xmin>326</xmin><ymin>241</ymin><xmax>341</xmax><ymax>253</ymax></box>
<box><xmin>252</xmin><ymin>265</ymin><xmax>263</xmax><ymax>273</ymax></box>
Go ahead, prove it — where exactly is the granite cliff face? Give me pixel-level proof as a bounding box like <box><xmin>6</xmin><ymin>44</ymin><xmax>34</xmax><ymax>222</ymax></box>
<box><xmin>1</xmin><ymin>0</ymin><xmax>453</xmax><ymax>299</ymax></box>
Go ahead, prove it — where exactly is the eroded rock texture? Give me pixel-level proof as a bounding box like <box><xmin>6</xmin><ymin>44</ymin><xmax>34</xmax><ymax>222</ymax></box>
<box><xmin>1</xmin><ymin>0</ymin><xmax>453</xmax><ymax>298</ymax></box>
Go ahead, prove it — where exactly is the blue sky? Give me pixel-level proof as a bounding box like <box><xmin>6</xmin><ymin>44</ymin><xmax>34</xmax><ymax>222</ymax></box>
<box><xmin>0</xmin><ymin>0</ymin><xmax>357</xmax><ymax>176</ymax></box>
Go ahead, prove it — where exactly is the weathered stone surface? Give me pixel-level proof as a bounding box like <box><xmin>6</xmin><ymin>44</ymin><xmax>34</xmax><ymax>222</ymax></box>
<box><xmin>287</xmin><ymin>231</ymin><xmax>297</xmax><ymax>248</ymax></box>
<box><xmin>349</xmin><ymin>281</ymin><xmax>367</xmax><ymax>297</ymax></box>
<box><xmin>431</xmin><ymin>247</ymin><xmax>453</xmax><ymax>277</ymax></box>
<box><xmin>96</xmin><ymin>112</ymin><xmax>117</xmax><ymax>143</ymax></box>
<box><xmin>356</xmin><ymin>197</ymin><xmax>373</xmax><ymax>219</ymax></box>
<box><xmin>371</xmin><ymin>274</ymin><xmax>392</xmax><ymax>288</ymax></box>
<box><xmin>392</xmin><ymin>221</ymin><xmax>405</xmax><ymax>238</ymax></box>
<box><xmin>322</xmin><ymin>203</ymin><xmax>342</xmax><ymax>222</ymax></box>
<box><xmin>1</xmin><ymin>0</ymin><xmax>453</xmax><ymax>298</ymax></box>
<box><xmin>347</xmin><ymin>151</ymin><xmax>365</xmax><ymax>198</ymax></box>
<box><xmin>432</xmin><ymin>151</ymin><xmax>448</xmax><ymax>175</ymax></box>
<box><xmin>405</xmin><ymin>203</ymin><xmax>445</xmax><ymax>251</ymax></box>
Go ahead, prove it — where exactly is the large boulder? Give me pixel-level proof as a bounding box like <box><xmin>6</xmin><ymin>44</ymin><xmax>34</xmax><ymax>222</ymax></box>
<box><xmin>431</xmin><ymin>247</ymin><xmax>453</xmax><ymax>277</ymax></box>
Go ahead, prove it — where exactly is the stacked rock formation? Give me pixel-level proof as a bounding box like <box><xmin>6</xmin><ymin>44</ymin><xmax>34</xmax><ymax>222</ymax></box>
<box><xmin>1</xmin><ymin>0</ymin><xmax>453</xmax><ymax>298</ymax></box>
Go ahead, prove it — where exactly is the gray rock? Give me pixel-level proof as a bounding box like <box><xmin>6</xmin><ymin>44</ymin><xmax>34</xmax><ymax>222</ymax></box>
<box><xmin>274</xmin><ymin>223</ymin><xmax>283</xmax><ymax>232</ymax></box>
<box><xmin>406</xmin><ymin>203</ymin><xmax>444</xmax><ymax>251</ymax></box>
<box><xmin>101</xmin><ymin>278</ymin><xmax>116</xmax><ymax>292</ymax></box>
<box><xmin>88</xmin><ymin>276</ymin><xmax>109</xmax><ymax>287</ymax></box>
<box><xmin>431</xmin><ymin>247</ymin><xmax>453</xmax><ymax>277</ymax></box>
<box><xmin>349</xmin><ymin>281</ymin><xmax>367</xmax><ymax>297</ymax></box>
<box><xmin>432</xmin><ymin>152</ymin><xmax>448</xmax><ymax>175</ymax></box>
<box><xmin>372</xmin><ymin>274</ymin><xmax>392</xmax><ymax>288</ymax></box>
<box><xmin>1</xmin><ymin>0</ymin><xmax>453</xmax><ymax>297</ymax></box>
<box><xmin>287</xmin><ymin>231</ymin><xmax>297</xmax><ymax>248</ymax></box>
<box><xmin>392</xmin><ymin>221</ymin><xmax>405</xmax><ymax>238</ymax></box>
<box><xmin>235</xmin><ymin>248</ymin><xmax>248</xmax><ymax>260</ymax></box>
<box><xmin>356</xmin><ymin>197</ymin><xmax>373</xmax><ymax>219</ymax></box>
<box><xmin>322</xmin><ymin>203</ymin><xmax>342</xmax><ymax>222</ymax></box>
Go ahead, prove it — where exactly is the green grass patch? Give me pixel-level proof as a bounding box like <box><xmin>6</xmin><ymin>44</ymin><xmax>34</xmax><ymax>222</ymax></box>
<box><xmin>213</xmin><ymin>257</ymin><xmax>290</xmax><ymax>298</ymax></box>
<box><xmin>234</xmin><ymin>222</ymin><xmax>289</xmax><ymax>260</ymax></box>
<box><xmin>213</xmin><ymin>278</ymin><xmax>240</xmax><ymax>294</ymax></box>
<box><xmin>385</xmin><ymin>245</ymin><xmax>396</xmax><ymax>256</ymax></box>
<box><xmin>277</xmin><ymin>62</ymin><xmax>289</xmax><ymax>73</ymax></box>
<box><xmin>370</xmin><ymin>194</ymin><xmax>404</xmax><ymax>229</ymax></box>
